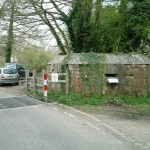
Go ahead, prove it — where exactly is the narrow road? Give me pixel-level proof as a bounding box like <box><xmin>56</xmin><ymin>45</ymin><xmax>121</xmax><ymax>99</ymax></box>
<box><xmin>0</xmin><ymin>84</ymin><xmax>145</xmax><ymax>150</ymax></box>
<box><xmin>0</xmin><ymin>103</ymin><xmax>137</xmax><ymax>150</ymax></box>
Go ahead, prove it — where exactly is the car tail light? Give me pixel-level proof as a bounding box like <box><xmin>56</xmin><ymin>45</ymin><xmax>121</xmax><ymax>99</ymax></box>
<box><xmin>1</xmin><ymin>74</ymin><xmax>4</xmax><ymax>78</ymax></box>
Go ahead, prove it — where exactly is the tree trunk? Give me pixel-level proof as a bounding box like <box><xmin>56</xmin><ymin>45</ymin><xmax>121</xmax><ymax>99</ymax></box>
<box><xmin>5</xmin><ymin>0</ymin><xmax>15</xmax><ymax>63</ymax></box>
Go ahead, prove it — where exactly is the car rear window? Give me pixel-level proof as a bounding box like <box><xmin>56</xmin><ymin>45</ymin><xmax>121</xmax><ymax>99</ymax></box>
<box><xmin>5</xmin><ymin>65</ymin><xmax>16</xmax><ymax>69</ymax></box>
<box><xmin>3</xmin><ymin>69</ymin><xmax>17</xmax><ymax>74</ymax></box>
<box><xmin>16</xmin><ymin>65</ymin><xmax>26</xmax><ymax>71</ymax></box>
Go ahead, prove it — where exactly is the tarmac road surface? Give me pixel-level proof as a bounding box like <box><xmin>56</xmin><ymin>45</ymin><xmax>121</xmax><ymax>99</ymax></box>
<box><xmin>0</xmin><ymin>102</ymin><xmax>138</xmax><ymax>150</ymax></box>
<box><xmin>0</xmin><ymin>84</ymin><xmax>148</xmax><ymax>150</ymax></box>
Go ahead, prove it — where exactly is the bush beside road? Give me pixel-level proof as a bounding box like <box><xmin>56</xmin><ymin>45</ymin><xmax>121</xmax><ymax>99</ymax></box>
<box><xmin>46</xmin><ymin>91</ymin><xmax>150</xmax><ymax>120</ymax></box>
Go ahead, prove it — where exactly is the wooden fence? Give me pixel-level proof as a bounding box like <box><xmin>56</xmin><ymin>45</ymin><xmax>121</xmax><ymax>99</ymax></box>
<box><xmin>47</xmin><ymin>68</ymin><xmax>69</xmax><ymax>94</ymax></box>
<box><xmin>26</xmin><ymin>69</ymin><xmax>45</xmax><ymax>101</ymax></box>
<box><xmin>26</xmin><ymin>68</ymin><xmax>69</xmax><ymax>102</ymax></box>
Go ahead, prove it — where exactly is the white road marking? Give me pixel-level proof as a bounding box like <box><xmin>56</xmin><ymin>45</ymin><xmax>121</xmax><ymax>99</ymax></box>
<box><xmin>68</xmin><ymin>113</ymin><xmax>75</xmax><ymax>118</ymax></box>
<box><xmin>64</xmin><ymin>112</ymin><xmax>75</xmax><ymax>118</ymax></box>
<box><xmin>84</xmin><ymin>121</ymin><xmax>100</xmax><ymax>130</ymax></box>
<box><xmin>64</xmin><ymin>112</ymin><xmax>67</xmax><ymax>115</ymax></box>
<box><xmin>51</xmin><ymin>107</ymin><xmax>58</xmax><ymax>111</ymax></box>
<box><xmin>59</xmin><ymin>103</ymin><xmax>100</xmax><ymax>122</ymax></box>
<box><xmin>58</xmin><ymin>103</ymin><xmax>150</xmax><ymax>150</ymax></box>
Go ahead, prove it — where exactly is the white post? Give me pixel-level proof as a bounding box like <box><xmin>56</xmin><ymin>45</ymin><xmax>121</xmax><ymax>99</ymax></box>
<box><xmin>43</xmin><ymin>70</ymin><xmax>48</xmax><ymax>102</ymax></box>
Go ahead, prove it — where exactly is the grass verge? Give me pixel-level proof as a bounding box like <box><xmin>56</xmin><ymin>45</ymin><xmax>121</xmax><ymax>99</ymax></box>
<box><xmin>47</xmin><ymin>91</ymin><xmax>150</xmax><ymax>119</ymax></box>
<box><xmin>30</xmin><ymin>90</ymin><xmax>150</xmax><ymax>119</ymax></box>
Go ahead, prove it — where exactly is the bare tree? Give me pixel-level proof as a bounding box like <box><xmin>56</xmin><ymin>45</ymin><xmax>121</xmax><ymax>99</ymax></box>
<box><xmin>0</xmin><ymin>0</ymin><xmax>48</xmax><ymax>62</ymax></box>
<box><xmin>4</xmin><ymin>0</ymin><xmax>16</xmax><ymax>63</ymax></box>
<box><xmin>28</xmin><ymin>0</ymin><xmax>105</xmax><ymax>54</ymax></box>
<box><xmin>28</xmin><ymin>0</ymin><xmax>72</xmax><ymax>55</ymax></box>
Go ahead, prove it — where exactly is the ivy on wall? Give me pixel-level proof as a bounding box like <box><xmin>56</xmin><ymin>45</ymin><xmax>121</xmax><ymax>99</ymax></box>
<box><xmin>62</xmin><ymin>52</ymin><xmax>106</xmax><ymax>64</ymax></box>
<box><xmin>58</xmin><ymin>53</ymin><xmax>106</xmax><ymax>95</ymax></box>
<box><xmin>79</xmin><ymin>64</ymin><xmax>105</xmax><ymax>95</ymax></box>
<box><xmin>79</xmin><ymin>52</ymin><xmax>105</xmax><ymax>64</ymax></box>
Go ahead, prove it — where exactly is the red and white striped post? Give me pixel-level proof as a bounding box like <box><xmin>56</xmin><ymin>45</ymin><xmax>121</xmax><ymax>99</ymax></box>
<box><xmin>43</xmin><ymin>70</ymin><xmax>48</xmax><ymax>102</ymax></box>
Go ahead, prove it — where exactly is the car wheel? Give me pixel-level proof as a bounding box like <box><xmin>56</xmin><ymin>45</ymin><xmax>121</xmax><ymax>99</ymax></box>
<box><xmin>15</xmin><ymin>82</ymin><xmax>19</xmax><ymax>86</ymax></box>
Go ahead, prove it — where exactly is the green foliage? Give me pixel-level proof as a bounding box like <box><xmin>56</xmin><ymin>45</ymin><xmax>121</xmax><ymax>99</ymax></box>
<box><xmin>68</xmin><ymin>0</ymin><xmax>150</xmax><ymax>53</ymax></box>
<box><xmin>2</xmin><ymin>0</ymin><xmax>149</xmax><ymax>56</ymax></box>
<box><xmin>5</xmin><ymin>42</ymin><xmax>12</xmax><ymax>63</ymax></box>
<box><xmin>62</xmin><ymin>52</ymin><xmax>106</xmax><ymax>64</ymax></box>
<box><xmin>48</xmin><ymin>91</ymin><xmax>106</xmax><ymax>106</ymax></box>
<box><xmin>80</xmin><ymin>52</ymin><xmax>105</xmax><ymax>64</ymax></box>
<box><xmin>0</xmin><ymin>9</ymin><xmax>2</xmax><ymax>18</ymax></box>
<box><xmin>79</xmin><ymin>64</ymin><xmax>105</xmax><ymax>95</ymax></box>
<box><xmin>4</xmin><ymin>0</ymin><xmax>15</xmax><ymax>63</ymax></box>
<box><xmin>67</xmin><ymin>0</ymin><xmax>102</xmax><ymax>53</ymax></box>
<box><xmin>119</xmin><ymin>0</ymin><xmax>150</xmax><ymax>52</ymax></box>
<box><xmin>15</xmin><ymin>46</ymin><xmax>51</xmax><ymax>72</ymax></box>
<box><xmin>5</xmin><ymin>19</ymin><xmax>14</xmax><ymax>63</ymax></box>
<box><xmin>98</xmin><ymin>5</ymin><xmax>123</xmax><ymax>53</ymax></box>
<box><xmin>47</xmin><ymin>91</ymin><xmax>150</xmax><ymax>106</ymax></box>
<box><xmin>0</xmin><ymin>46</ymin><xmax>5</xmax><ymax>66</ymax></box>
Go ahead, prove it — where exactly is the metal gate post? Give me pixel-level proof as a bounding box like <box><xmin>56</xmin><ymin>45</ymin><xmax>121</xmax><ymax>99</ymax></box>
<box><xmin>33</xmin><ymin>69</ymin><xmax>37</xmax><ymax>99</ymax></box>
<box><xmin>26</xmin><ymin>70</ymin><xmax>29</xmax><ymax>96</ymax></box>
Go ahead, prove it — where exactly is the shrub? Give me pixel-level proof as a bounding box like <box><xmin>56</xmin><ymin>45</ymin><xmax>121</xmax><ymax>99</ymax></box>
<box><xmin>47</xmin><ymin>91</ymin><xmax>150</xmax><ymax>106</ymax></box>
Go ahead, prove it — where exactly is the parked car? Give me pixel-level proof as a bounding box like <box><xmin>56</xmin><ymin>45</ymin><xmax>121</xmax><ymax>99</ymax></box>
<box><xmin>5</xmin><ymin>63</ymin><xmax>26</xmax><ymax>79</ymax></box>
<box><xmin>5</xmin><ymin>63</ymin><xmax>32</xmax><ymax>79</ymax></box>
<box><xmin>0</xmin><ymin>68</ymin><xmax>19</xmax><ymax>86</ymax></box>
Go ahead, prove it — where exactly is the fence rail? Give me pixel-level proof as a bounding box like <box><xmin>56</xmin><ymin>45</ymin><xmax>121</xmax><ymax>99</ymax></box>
<box><xmin>26</xmin><ymin>68</ymin><xmax>69</xmax><ymax>102</ymax></box>
<box><xmin>47</xmin><ymin>68</ymin><xmax>69</xmax><ymax>94</ymax></box>
<box><xmin>26</xmin><ymin>69</ymin><xmax>47</xmax><ymax>102</ymax></box>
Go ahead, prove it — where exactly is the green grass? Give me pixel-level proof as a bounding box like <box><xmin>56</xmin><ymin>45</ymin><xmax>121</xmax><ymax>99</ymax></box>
<box><xmin>47</xmin><ymin>91</ymin><xmax>150</xmax><ymax>118</ymax></box>
<box><xmin>47</xmin><ymin>91</ymin><xmax>150</xmax><ymax>106</ymax></box>
<box><xmin>27</xmin><ymin>89</ymin><xmax>44</xmax><ymax>100</ymax></box>
<box><xmin>29</xmin><ymin>90</ymin><xmax>150</xmax><ymax>118</ymax></box>
<box><xmin>29</xmin><ymin>89</ymin><xmax>150</xmax><ymax>106</ymax></box>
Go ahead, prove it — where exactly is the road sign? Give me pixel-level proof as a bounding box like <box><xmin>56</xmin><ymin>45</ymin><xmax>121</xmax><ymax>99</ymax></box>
<box><xmin>51</xmin><ymin>73</ymin><xmax>58</xmax><ymax>82</ymax></box>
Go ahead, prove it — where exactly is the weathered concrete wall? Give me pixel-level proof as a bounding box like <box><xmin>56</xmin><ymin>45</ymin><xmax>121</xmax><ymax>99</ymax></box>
<box><xmin>104</xmin><ymin>64</ymin><xmax>148</xmax><ymax>96</ymax></box>
<box><xmin>68</xmin><ymin>64</ymin><xmax>105</xmax><ymax>96</ymax></box>
<box><xmin>148</xmin><ymin>65</ymin><xmax>150</xmax><ymax>94</ymax></box>
<box><xmin>124</xmin><ymin>64</ymin><xmax>147</xmax><ymax>96</ymax></box>
<box><xmin>48</xmin><ymin>63</ymin><xmax>149</xmax><ymax>96</ymax></box>
<box><xmin>68</xmin><ymin>64</ymin><xmax>149</xmax><ymax>96</ymax></box>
